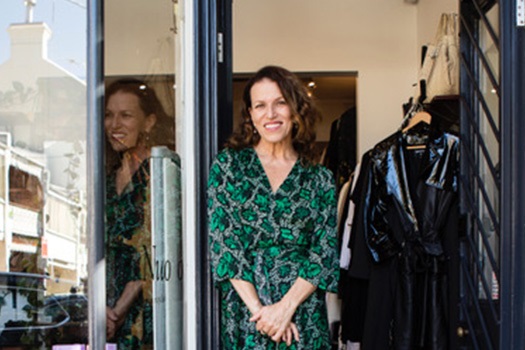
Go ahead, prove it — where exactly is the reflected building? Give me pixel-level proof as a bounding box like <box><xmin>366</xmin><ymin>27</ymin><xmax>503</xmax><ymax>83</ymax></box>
<box><xmin>0</xmin><ymin>15</ymin><xmax>87</xmax><ymax>296</ymax></box>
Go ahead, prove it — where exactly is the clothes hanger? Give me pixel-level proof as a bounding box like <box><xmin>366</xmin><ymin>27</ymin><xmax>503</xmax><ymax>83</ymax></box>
<box><xmin>400</xmin><ymin>81</ymin><xmax>432</xmax><ymax>149</ymax></box>
<box><xmin>402</xmin><ymin>110</ymin><xmax>432</xmax><ymax>133</ymax></box>
<box><xmin>400</xmin><ymin>98</ymin><xmax>432</xmax><ymax>133</ymax></box>
<box><xmin>403</xmin><ymin>111</ymin><xmax>431</xmax><ymax>150</ymax></box>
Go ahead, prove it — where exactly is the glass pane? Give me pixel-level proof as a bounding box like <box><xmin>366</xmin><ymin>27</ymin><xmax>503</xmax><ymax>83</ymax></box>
<box><xmin>0</xmin><ymin>151</ymin><xmax>5</xmax><ymax>199</ymax></box>
<box><xmin>477</xmin><ymin>3</ymin><xmax>500</xmax><ymax>301</ymax></box>
<box><xmin>104</xmin><ymin>0</ymin><xmax>181</xmax><ymax>348</ymax></box>
<box><xmin>0</xmin><ymin>1</ymin><xmax>88</xmax><ymax>348</ymax></box>
<box><xmin>479</xmin><ymin>3</ymin><xmax>500</xmax><ymax>133</ymax></box>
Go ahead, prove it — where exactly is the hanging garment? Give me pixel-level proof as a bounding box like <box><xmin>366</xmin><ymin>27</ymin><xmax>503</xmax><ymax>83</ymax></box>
<box><xmin>340</xmin><ymin>162</ymin><xmax>362</xmax><ymax>270</ymax></box>
<box><xmin>339</xmin><ymin>152</ymin><xmax>374</xmax><ymax>345</ymax></box>
<box><xmin>338</xmin><ymin>179</ymin><xmax>352</xmax><ymax>231</ymax></box>
<box><xmin>358</xmin><ymin>125</ymin><xmax>459</xmax><ymax>350</ymax></box>
<box><xmin>323</xmin><ymin>107</ymin><xmax>357</xmax><ymax>192</ymax></box>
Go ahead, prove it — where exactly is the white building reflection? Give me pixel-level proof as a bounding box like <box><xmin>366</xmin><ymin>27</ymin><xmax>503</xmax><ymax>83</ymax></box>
<box><xmin>0</xmin><ymin>6</ymin><xmax>87</xmax><ymax>297</ymax></box>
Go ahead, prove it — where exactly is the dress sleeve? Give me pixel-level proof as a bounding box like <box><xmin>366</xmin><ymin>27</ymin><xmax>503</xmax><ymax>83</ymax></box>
<box><xmin>207</xmin><ymin>151</ymin><xmax>254</xmax><ymax>285</ymax></box>
<box><xmin>298</xmin><ymin>167</ymin><xmax>340</xmax><ymax>292</ymax></box>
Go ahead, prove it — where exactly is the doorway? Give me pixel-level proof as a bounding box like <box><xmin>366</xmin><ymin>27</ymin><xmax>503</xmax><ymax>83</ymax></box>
<box><xmin>222</xmin><ymin>1</ymin><xmax>461</xmax><ymax>349</ymax></box>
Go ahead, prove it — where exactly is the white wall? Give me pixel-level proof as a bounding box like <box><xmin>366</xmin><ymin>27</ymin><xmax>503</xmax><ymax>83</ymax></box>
<box><xmin>233</xmin><ymin>0</ymin><xmax>457</xmax><ymax>157</ymax></box>
<box><xmin>104</xmin><ymin>0</ymin><xmax>175</xmax><ymax>76</ymax></box>
<box><xmin>417</xmin><ymin>0</ymin><xmax>458</xmax><ymax>50</ymax></box>
<box><xmin>234</xmin><ymin>0</ymin><xmax>418</xmax><ymax>156</ymax></box>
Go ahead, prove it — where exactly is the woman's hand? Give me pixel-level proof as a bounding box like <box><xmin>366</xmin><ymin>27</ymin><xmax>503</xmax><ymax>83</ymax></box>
<box><xmin>107</xmin><ymin>280</ymin><xmax>144</xmax><ymax>339</ymax></box>
<box><xmin>106</xmin><ymin>306</ymin><xmax>124</xmax><ymax>340</ymax></box>
<box><xmin>250</xmin><ymin>277</ymin><xmax>316</xmax><ymax>344</ymax></box>
<box><xmin>249</xmin><ymin>300</ymin><xmax>298</xmax><ymax>344</ymax></box>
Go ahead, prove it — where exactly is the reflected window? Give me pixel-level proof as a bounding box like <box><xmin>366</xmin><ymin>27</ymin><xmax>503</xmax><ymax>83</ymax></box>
<box><xmin>9</xmin><ymin>166</ymin><xmax>43</xmax><ymax>211</ymax></box>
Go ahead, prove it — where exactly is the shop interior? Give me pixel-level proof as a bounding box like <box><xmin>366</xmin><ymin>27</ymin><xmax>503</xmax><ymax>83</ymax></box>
<box><xmin>232</xmin><ymin>1</ymin><xmax>461</xmax><ymax>348</ymax></box>
<box><xmin>103</xmin><ymin>0</ymin><xmax>468</xmax><ymax>348</ymax></box>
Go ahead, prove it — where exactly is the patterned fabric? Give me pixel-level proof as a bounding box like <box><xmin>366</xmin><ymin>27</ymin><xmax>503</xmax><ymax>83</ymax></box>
<box><xmin>208</xmin><ymin>147</ymin><xmax>339</xmax><ymax>349</ymax></box>
<box><xmin>106</xmin><ymin>159</ymin><xmax>153</xmax><ymax>349</ymax></box>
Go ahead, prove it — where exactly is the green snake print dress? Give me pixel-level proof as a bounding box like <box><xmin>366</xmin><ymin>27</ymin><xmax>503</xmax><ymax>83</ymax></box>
<box><xmin>106</xmin><ymin>159</ymin><xmax>153</xmax><ymax>349</ymax></box>
<box><xmin>208</xmin><ymin>148</ymin><xmax>339</xmax><ymax>349</ymax></box>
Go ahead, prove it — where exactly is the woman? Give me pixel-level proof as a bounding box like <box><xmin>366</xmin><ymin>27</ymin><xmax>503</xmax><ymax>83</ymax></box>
<box><xmin>104</xmin><ymin>78</ymin><xmax>173</xmax><ymax>349</ymax></box>
<box><xmin>208</xmin><ymin>66</ymin><xmax>339</xmax><ymax>349</ymax></box>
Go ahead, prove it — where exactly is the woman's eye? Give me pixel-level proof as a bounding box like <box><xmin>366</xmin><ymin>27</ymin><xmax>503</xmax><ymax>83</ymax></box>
<box><xmin>277</xmin><ymin>100</ymin><xmax>287</xmax><ymax>105</ymax></box>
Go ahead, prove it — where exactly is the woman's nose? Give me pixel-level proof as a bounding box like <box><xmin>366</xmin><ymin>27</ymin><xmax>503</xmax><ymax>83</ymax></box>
<box><xmin>109</xmin><ymin>115</ymin><xmax>122</xmax><ymax>128</ymax></box>
<box><xmin>268</xmin><ymin>105</ymin><xmax>277</xmax><ymax>119</ymax></box>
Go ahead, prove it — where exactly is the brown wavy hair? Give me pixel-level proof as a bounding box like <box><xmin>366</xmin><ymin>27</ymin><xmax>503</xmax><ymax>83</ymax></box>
<box><xmin>226</xmin><ymin>66</ymin><xmax>321</xmax><ymax>165</ymax></box>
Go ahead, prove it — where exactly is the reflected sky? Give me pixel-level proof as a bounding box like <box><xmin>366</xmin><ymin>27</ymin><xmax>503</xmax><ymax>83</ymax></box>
<box><xmin>0</xmin><ymin>0</ymin><xmax>86</xmax><ymax>79</ymax></box>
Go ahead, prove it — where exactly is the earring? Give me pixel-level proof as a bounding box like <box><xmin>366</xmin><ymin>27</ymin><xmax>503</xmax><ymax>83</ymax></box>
<box><xmin>250</xmin><ymin>120</ymin><xmax>258</xmax><ymax>134</ymax></box>
<box><xmin>142</xmin><ymin>131</ymin><xmax>152</xmax><ymax>147</ymax></box>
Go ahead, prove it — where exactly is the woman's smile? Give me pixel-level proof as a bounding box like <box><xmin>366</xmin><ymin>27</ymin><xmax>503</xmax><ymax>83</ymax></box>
<box><xmin>263</xmin><ymin>121</ymin><xmax>283</xmax><ymax>131</ymax></box>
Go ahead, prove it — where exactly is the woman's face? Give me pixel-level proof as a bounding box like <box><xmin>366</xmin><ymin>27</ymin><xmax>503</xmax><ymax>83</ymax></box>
<box><xmin>249</xmin><ymin>78</ymin><xmax>294</xmax><ymax>148</ymax></box>
<box><xmin>104</xmin><ymin>91</ymin><xmax>156</xmax><ymax>153</ymax></box>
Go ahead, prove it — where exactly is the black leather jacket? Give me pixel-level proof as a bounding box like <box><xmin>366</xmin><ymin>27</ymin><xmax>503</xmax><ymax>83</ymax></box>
<box><xmin>364</xmin><ymin>124</ymin><xmax>459</xmax><ymax>263</ymax></box>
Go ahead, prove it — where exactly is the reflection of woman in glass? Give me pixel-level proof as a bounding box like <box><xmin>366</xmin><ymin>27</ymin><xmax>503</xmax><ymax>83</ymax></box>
<box><xmin>104</xmin><ymin>79</ymin><xmax>173</xmax><ymax>349</ymax></box>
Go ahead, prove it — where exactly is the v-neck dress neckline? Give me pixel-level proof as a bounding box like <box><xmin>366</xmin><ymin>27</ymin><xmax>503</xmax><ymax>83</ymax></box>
<box><xmin>249</xmin><ymin>147</ymin><xmax>300</xmax><ymax>196</ymax></box>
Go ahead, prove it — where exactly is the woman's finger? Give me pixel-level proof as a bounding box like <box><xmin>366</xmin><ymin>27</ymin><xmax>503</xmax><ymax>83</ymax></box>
<box><xmin>271</xmin><ymin>327</ymin><xmax>286</xmax><ymax>344</ymax></box>
<box><xmin>249</xmin><ymin>305</ymin><xmax>266</xmax><ymax>322</ymax></box>
<box><xmin>106</xmin><ymin>307</ymin><xmax>118</xmax><ymax>321</ymax></box>
<box><xmin>283</xmin><ymin>327</ymin><xmax>292</xmax><ymax>346</ymax></box>
<box><xmin>290</xmin><ymin>322</ymin><xmax>300</xmax><ymax>342</ymax></box>
<box><xmin>249</xmin><ymin>312</ymin><xmax>262</xmax><ymax>322</ymax></box>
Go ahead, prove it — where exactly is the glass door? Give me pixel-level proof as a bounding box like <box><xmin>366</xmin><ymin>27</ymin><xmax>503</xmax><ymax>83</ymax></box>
<box><xmin>104</xmin><ymin>0</ymin><xmax>183</xmax><ymax>348</ymax></box>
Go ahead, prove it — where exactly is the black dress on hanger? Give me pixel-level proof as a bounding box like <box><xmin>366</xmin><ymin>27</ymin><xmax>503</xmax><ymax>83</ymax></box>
<box><xmin>354</xmin><ymin>122</ymin><xmax>460</xmax><ymax>350</ymax></box>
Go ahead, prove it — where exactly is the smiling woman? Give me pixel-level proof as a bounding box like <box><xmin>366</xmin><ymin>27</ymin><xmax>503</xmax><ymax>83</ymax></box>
<box><xmin>105</xmin><ymin>90</ymin><xmax>157</xmax><ymax>154</ymax></box>
<box><xmin>229</xmin><ymin>66</ymin><xmax>320</xmax><ymax>165</ymax></box>
<box><xmin>104</xmin><ymin>79</ymin><xmax>175</xmax><ymax>176</ymax></box>
<box><xmin>249</xmin><ymin>78</ymin><xmax>295</xmax><ymax>149</ymax></box>
<box><xmin>208</xmin><ymin>65</ymin><xmax>339</xmax><ymax>349</ymax></box>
